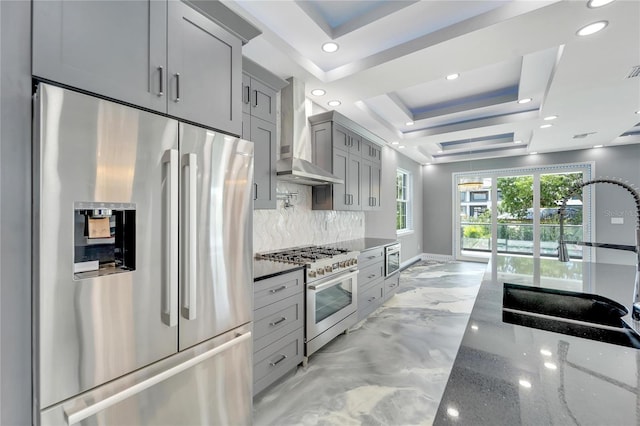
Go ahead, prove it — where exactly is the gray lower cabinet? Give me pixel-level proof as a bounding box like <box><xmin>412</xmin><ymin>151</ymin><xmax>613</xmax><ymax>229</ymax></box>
<box><xmin>356</xmin><ymin>247</ymin><xmax>385</xmax><ymax>321</ymax></box>
<box><xmin>33</xmin><ymin>0</ymin><xmax>244</xmax><ymax>135</ymax></box>
<box><xmin>383</xmin><ymin>273</ymin><xmax>401</xmax><ymax>301</ymax></box>
<box><xmin>253</xmin><ymin>269</ymin><xmax>305</xmax><ymax>396</ymax></box>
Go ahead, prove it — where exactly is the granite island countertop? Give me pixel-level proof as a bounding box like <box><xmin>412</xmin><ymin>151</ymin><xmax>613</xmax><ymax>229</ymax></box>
<box><xmin>253</xmin><ymin>259</ymin><xmax>305</xmax><ymax>282</ymax></box>
<box><xmin>434</xmin><ymin>255</ymin><xmax>640</xmax><ymax>425</ymax></box>
<box><xmin>331</xmin><ymin>237</ymin><xmax>397</xmax><ymax>252</ymax></box>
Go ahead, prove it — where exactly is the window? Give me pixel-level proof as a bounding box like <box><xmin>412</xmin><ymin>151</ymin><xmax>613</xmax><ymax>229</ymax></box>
<box><xmin>396</xmin><ymin>169</ymin><xmax>412</xmax><ymax>232</ymax></box>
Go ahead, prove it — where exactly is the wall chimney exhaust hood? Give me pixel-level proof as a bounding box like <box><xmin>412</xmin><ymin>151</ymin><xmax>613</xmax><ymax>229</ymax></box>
<box><xmin>277</xmin><ymin>77</ymin><xmax>344</xmax><ymax>186</ymax></box>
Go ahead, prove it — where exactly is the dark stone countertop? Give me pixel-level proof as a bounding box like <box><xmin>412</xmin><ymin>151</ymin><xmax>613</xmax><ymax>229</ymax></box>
<box><xmin>331</xmin><ymin>238</ymin><xmax>398</xmax><ymax>253</ymax></box>
<box><xmin>253</xmin><ymin>259</ymin><xmax>305</xmax><ymax>282</ymax></box>
<box><xmin>434</xmin><ymin>255</ymin><xmax>640</xmax><ymax>425</ymax></box>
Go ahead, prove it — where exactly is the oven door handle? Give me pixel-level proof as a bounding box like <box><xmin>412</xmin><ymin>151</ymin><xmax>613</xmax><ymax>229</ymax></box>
<box><xmin>308</xmin><ymin>269</ymin><xmax>359</xmax><ymax>291</ymax></box>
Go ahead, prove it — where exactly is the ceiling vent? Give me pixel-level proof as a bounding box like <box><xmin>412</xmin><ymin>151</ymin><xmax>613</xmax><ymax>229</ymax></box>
<box><xmin>573</xmin><ymin>132</ymin><xmax>597</xmax><ymax>139</ymax></box>
<box><xmin>626</xmin><ymin>65</ymin><xmax>640</xmax><ymax>79</ymax></box>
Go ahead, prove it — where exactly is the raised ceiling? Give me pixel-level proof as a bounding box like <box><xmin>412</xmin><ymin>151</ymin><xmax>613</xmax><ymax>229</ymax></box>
<box><xmin>227</xmin><ymin>0</ymin><xmax>640</xmax><ymax>164</ymax></box>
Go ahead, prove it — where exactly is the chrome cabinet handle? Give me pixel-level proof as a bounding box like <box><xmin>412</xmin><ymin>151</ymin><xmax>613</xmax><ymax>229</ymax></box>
<box><xmin>269</xmin><ymin>285</ymin><xmax>287</xmax><ymax>293</ymax></box>
<box><xmin>161</xmin><ymin>149</ymin><xmax>178</xmax><ymax>327</ymax></box>
<box><xmin>182</xmin><ymin>153</ymin><xmax>197</xmax><ymax>320</ymax></box>
<box><xmin>269</xmin><ymin>354</ymin><xmax>287</xmax><ymax>367</ymax></box>
<box><xmin>63</xmin><ymin>332</ymin><xmax>251</xmax><ymax>425</ymax></box>
<box><xmin>253</xmin><ymin>90</ymin><xmax>258</xmax><ymax>107</ymax></box>
<box><xmin>367</xmin><ymin>274</ymin><xmax>376</xmax><ymax>279</ymax></box>
<box><xmin>175</xmin><ymin>73</ymin><xmax>181</xmax><ymax>103</ymax></box>
<box><xmin>158</xmin><ymin>66</ymin><xmax>164</xmax><ymax>97</ymax></box>
<box><xmin>244</xmin><ymin>85</ymin><xmax>250</xmax><ymax>104</ymax></box>
<box><xmin>368</xmin><ymin>296</ymin><xmax>377</xmax><ymax>302</ymax></box>
<box><xmin>254</xmin><ymin>182</ymin><xmax>258</xmax><ymax>201</ymax></box>
<box><xmin>269</xmin><ymin>317</ymin><xmax>287</xmax><ymax>326</ymax></box>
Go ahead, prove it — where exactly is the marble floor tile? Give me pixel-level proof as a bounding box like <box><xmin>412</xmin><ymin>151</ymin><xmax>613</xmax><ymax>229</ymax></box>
<box><xmin>253</xmin><ymin>260</ymin><xmax>487</xmax><ymax>426</ymax></box>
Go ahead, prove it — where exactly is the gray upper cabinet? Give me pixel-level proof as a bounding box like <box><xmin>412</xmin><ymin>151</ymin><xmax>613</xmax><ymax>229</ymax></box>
<box><xmin>33</xmin><ymin>0</ymin><xmax>252</xmax><ymax>136</ymax></box>
<box><xmin>32</xmin><ymin>0</ymin><xmax>167</xmax><ymax>113</ymax></box>
<box><xmin>241</xmin><ymin>58</ymin><xmax>288</xmax><ymax>210</ymax></box>
<box><xmin>167</xmin><ymin>1</ymin><xmax>242</xmax><ymax>135</ymax></box>
<box><xmin>309</xmin><ymin>112</ymin><xmax>381</xmax><ymax>211</ymax></box>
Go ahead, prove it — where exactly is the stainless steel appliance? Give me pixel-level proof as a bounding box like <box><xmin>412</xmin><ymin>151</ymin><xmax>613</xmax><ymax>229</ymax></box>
<box><xmin>385</xmin><ymin>243</ymin><xmax>401</xmax><ymax>277</ymax></box>
<box><xmin>256</xmin><ymin>246</ymin><xmax>359</xmax><ymax>356</ymax></box>
<box><xmin>33</xmin><ymin>83</ymin><xmax>254</xmax><ymax>425</ymax></box>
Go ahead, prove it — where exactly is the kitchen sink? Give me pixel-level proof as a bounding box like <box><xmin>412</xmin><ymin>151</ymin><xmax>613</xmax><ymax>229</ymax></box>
<box><xmin>502</xmin><ymin>283</ymin><xmax>640</xmax><ymax>349</ymax></box>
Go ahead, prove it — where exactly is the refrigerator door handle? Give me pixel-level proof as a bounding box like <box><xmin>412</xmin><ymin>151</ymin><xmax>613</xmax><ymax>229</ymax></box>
<box><xmin>63</xmin><ymin>331</ymin><xmax>252</xmax><ymax>425</ymax></box>
<box><xmin>182</xmin><ymin>153</ymin><xmax>198</xmax><ymax>320</ymax></box>
<box><xmin>162</xmin><ymin>149</ymin><xmax>178</xmax><ymax>327</ymax></box>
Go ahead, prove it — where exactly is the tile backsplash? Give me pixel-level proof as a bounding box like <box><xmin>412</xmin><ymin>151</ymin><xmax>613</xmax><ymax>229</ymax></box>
<box><xmin>253</xmin><ymin>182</ymin><xmax>365</xmax><ymax>253</ymax></box>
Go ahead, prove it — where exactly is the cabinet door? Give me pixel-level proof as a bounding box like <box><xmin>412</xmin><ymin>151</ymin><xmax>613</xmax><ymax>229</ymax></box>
<box><xmin>251</xmin><ymin>117</ymin><xmax>277</xmax><ymax>209</ymax></box>
<box><xmin>168</xmin><ymin>1</ymin><xmax>242</xmax><ymax>135</ymax></box>
<box><xmin>371</xmin><ymin>162</ymin><xmax>381</xmax><ymax>209</ymax></box>
<box><xmin>250</xmin><ymin>78</ymin><xmax>277</xmax><ymax>123</ymax></box>
<box><xmin>349</xmin><ymin>131</ymin><xmax>362</xmax><ymax>156</ymax></box>
<box><xmin>242</xmin><ymin>74</ymin><xmax>251</xmax><ymax>115</ymax></box>
<box><xmin>332</xmin><ymin>148</ymin><xmax>349</xmax><ymax>211</ymax></box>
<box><xmin>348</xmin><ymin>154</ymin><xmax>362</xmax><ymax>210</ymax></box>
<box><xmin>33</xmin><ymin>0</ymin><xmax>167</xmax><ymax>113</ymax></box>
<box><xmin>333</xmin><ymin>123</ymin><xmax>351</xmax><ymax>151</ymax></box>
<box><xmin>361</xmin><ymin>160</ymin><xmax>373</xmax><ymax>211</ymax></box>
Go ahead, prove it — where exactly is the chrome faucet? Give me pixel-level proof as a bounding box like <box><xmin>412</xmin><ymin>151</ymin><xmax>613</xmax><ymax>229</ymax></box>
<box><xmin>557</xmin><ymin>178</ymin><xmax>640</xmax><ymax>320</ymax></box>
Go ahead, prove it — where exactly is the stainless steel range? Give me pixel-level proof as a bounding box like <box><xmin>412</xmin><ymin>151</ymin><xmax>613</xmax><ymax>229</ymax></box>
<box><xmin>257</xmin><ymin>246</ymin><xmax>360</xmax><ymax>358</ymax></box>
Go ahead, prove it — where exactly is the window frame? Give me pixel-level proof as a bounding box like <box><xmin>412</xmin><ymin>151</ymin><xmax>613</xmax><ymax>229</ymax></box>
<box><xmin>396</xmin><ymin>168</ymin><xmax>413</xmax><ymax>234</ymax></box>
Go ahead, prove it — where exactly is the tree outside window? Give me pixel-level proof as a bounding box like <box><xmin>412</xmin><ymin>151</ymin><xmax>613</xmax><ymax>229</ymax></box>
<box><xmin>396</xmin><ymin>169</ymin><xmax>412</xmax><ymax>232</ymax></box>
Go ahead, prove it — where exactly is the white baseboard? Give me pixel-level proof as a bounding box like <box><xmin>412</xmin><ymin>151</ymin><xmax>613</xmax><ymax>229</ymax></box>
<box><xmin>400</xmin><ymin>254</ymin><xmax>423</xmax><ymax>270</ymax></box>
<box><xmin>420</xmin><ymin>253</ymin><xmax>455</xmax><ymax>262</ymax></box>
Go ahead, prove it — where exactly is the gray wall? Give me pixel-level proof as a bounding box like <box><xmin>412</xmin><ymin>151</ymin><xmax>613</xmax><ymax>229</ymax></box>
<box><xmin>0</xmin><ymin>1</ymin><xmax>32</xmax><ymax>424</ymax></box>
<box><xmin>366</xmin><ymin>147</ymin><xmax>424</xmax><ymax>263</ymax></box>
<box><xmin>423</xmin><ymin>144</ymin><xmax>640</xmax><ymax>265</ymax></box>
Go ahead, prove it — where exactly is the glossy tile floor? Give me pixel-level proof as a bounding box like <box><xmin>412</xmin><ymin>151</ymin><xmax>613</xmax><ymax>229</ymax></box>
<box><xmin>253</xmin><ymin>260</ymin><xmax>487</xmax><ymax>426</ymax></box>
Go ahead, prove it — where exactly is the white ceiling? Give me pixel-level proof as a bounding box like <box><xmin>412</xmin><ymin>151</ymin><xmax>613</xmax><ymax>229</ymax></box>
<box><xmin>227</xmin><ymin>0</ymin><xmax>640</xmax><ymax>164</ymax></box>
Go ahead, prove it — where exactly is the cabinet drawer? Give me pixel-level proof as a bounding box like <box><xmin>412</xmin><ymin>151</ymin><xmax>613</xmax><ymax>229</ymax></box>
<box><xmin>358</xmin><ymin>247</ymin><xmax>384</xmax><ymax>268</ymax></box>
<box><xmin>254</xmin><ymin>270</ymin><xmax>304</xmax><ymax>310</ymax></box>
<box><xmin>358</xmin><ymin>280</ymin><xmax>384</xmax><ymax>321</ymax></box>
<box><xmin>253</xmin><ymin>331</ymin><xmax>303</xmax><ymax>395</ymax></box>
<box><xmin>253</xmin><ymin>293</ymin><xmax>304</xmax><ymax>352</ymax></box>
<box><xmin>359</xmin><ymin>261</ymin><xmax>384</xmax><ymax>289</ymax></box>
<box><xmin>384</xmin><ymin>273</ymin><xmax>400</xmax><ymax>299</ymax></box>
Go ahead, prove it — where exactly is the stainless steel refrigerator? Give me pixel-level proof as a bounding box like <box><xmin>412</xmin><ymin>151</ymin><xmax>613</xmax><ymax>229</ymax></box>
<box><xmin>33</xmin><ymin>83</ymin><xmax>254</xmax><ymax>425</ymax></box>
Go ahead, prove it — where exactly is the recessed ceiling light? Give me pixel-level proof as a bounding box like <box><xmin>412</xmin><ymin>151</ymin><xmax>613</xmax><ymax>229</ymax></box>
<box><xmin>544</xmin><ymin>115</ymin><xmax>558</xmax><ymax>121</ymax></box>
<box><xmin>519</xmin><ymin>379</ymin><xmax>532</xmax><ymax>388</ymax></box>
<box><xmin>514</xmin><ymin>140</ymin><xmax>523</xmax><ymax>144</ymax></box>
<box><xmin>437</xmin><ymin>150</ymin><xmax>443</xmax><ymax>153</ymax></box>
<box><xmin>405</xmin><ymin>121</ymin><xmax>415</xmax><ymax>126</ymax></box>
<box><xmin>446</xmin><ymin>73</ymin><xmax>460</xmax><ymax>80</ymax></box>
<box><xmin>587</xmin><ymin>0</ymin><xmax>615</xmax><ymax>8</ymax></box>
<box><xmin>446</xmin><ymin>407</ymin><xmax>459</xmax><ymax>418</ymax></box>
<box><xmin>577</xmin><ymin>21</ymin><xmax>608</xmax><ymax>36</ymax></box>
<box><xmin>391</xmin><ymin>141</ymin><xmax>399</xmax><ymax>145</ymax></box>
<box><xmin>327</xmin><ymin>100</ymin><xmax>341</xmax><ymax>107</ymax></box>
<box><xmin>540</xmin><ymin>349</ymin><xmax>552</xmax><ymax>357</ymax></box>
<box><xmin>398</xmin><ymin>145</ymin><xmax>406</xmax><ymax>149</ymax></box>
<box><xmin>530</xmin><ymin>152</ymin><xmax>538</xmax><ymax>155</ymax></box>
<box><xmin>517</xmin><ymin>98</ymin><xmax>532</xmax><ymax>104</ymax></box>
<box><xmin>544</xmin><ymin>362</ymin><xmax>558</xmax><ymax>370</ymax></box>
<box><xmin>540</xmin><ymin>124</ymin><xmax>553</xmax><ymax>129</ymax></box>
<box><xmin>593</xmin><ymin>144</ymin><xmax>604</xmax><ymax>148</ymax></box>
<box><xmin>311</xmin><ymin>89</ymin><xmax>326</xmax><ymax>96</ymax></box>
<box><xmin>321</xmin><ymin>42</ymin><xmax>339</xmax><ymax>53</ymax></box>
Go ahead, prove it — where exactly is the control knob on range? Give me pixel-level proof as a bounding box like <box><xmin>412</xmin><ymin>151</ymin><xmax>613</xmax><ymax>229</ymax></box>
<box><xmin>325</xmin><ymin>265</ymin><xmax>333</xmax><ymax>273</ymax></box>
<box><xmin>316</xmin><ymin>268</ymin><xmax>324</xmax><ymax>275</ymax></box>
<box><xmin>339</xmin><ymin>261</ymin><xmax>346</xmax><ymax>268</ymax></box>
<box><xmin>308</xmin><ymin>270</ymin><xmax>317</xmax><ymax>278</ymax></box>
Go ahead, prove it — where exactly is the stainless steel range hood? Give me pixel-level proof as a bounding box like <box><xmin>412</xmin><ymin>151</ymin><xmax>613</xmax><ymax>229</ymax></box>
<box><xmin>277</xmin><ymin>77</ymin><xmax>344</xmax><ymax>186</ymax></box>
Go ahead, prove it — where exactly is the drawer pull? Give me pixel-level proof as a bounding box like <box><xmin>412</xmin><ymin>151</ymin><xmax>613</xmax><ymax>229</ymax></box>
<box><xmin>367</xmin><ymin>256</ymin><xmax>376</xmax><ymax>260</ymax></box>
<box><xmin>269</xmin><ymin>317</ymin><xmax>287</xmax><ymax>326</ymax></box>
<box><xmin>269</xmin><ymin>354</ymin><xmax>287</xmax><ymax>366</ymax></box>
<box><xmin>367</xmin><ymin>274</ymin><xmax>376</xmax><ymax>279</ymax></box>
<box><xmin>367</xmin><ymin>296</ymin><xmax>377</xmax><ymax>302</ymax></box>
<box><xmin>269</xmin><ymin>285</ymin><xmax>287</xmax><ymax>293</ymax></box>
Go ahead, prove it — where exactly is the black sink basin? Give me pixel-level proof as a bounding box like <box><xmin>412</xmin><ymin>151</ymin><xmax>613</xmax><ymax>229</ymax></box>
<box><xmin>503</xmin><ymin>283</ymin><xmax>640</xmax><ymax>349</ymax></box>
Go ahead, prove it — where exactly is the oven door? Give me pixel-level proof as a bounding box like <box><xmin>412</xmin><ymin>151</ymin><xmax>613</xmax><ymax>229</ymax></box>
<box><xmin>385</xmin><ymin>244</ymin><xmax>401</xmax><ymax>276</ymax></box>
<box><xmin>306</xmin><ymin>269</ymin><xmax>358</xmax><ymax>340</ymax></box>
